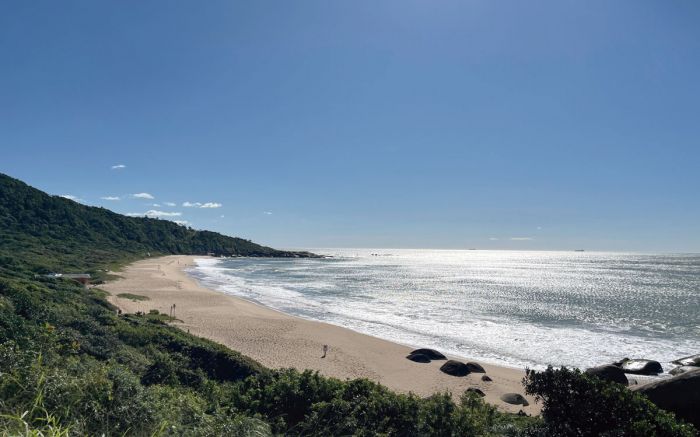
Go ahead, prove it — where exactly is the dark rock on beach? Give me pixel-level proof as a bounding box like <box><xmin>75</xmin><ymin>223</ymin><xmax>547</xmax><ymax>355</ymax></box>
<box><xmin>672</xmin><ymin>354</ymin><xmax>700</xmax><ymax>367</ymax></box>
<box><xmin>634</xmin><ymin>368</ymin><xmax>700</xmax><ymax>428</ymax></box>
<box><xmin>585</xmin><ymin>364</ymin><xmax>628</xmax><ymax>385</ymax></box>
<box><xmin>410</xmin><ymin>348</ymin><xmax>446</xmax><ymax>360</ymax></box>
<box><xmin>500</xmin><ymin>393</ymin><xmax>529</xmax><ymax>406</ymax></box>
<box><xmin>481</xmin><ymin>375</ymin><xmax>492</xmax><ymax>382</ymax></box>
<box><xmin>670</xmin><ymin>366</ymin><xmax>698</xmax><ymax>376</ymax></box>
<box><xmin>466</xmin><ymin>387</ymin><xmax>485</xmax><ymax>397</ymax></box>
<box><xmin>439</xmin><ymin>360</ymin><xmax>471</xmax><ymax>376</ymax></box>
<box><xmin>616</xmin><ymin>358</ymin><xmax>663</xmax><ymax>375</ymax></box>
<box><xmin>406</xmin><ymin>353</ymin><xmax>431</xmax><ymax>363</ymax></box>
<box><xmin>466</xmin><ymin>362</ymin><xmax>486</xmax><ymax>373</ymax></box>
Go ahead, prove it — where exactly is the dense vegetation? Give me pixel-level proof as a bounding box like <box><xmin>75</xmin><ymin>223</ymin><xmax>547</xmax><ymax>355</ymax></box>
<box><xmin>0</xmin><ymin>173</ymin><xmax>695</xmax><ymax>436</ymax></box>
<box><xmin>0</xmin><ymin>173</ymin><xmax>315</xmax><ymax>274</ymax></box>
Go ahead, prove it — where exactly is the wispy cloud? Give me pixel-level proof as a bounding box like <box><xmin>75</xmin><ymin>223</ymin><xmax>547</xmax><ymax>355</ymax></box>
<box><xmin>510</xmin><ymin>237</ymin><xmax>534</xmax><ymax>241</ymax></box>
<box><xmin>183</xmin><ymin>201</ymin><xmax>222</xmax><ymax>209</ymax></box>
<box><xmin>111</xmin><ymin>164</ymin><xmax>126</xmax><ymax>170</ymax></box>
<box><xmin>126</xmin><ymin>210</ymin><xmax>182</xmax><ymax>218</ymax></box>
<box><xmin>489</xmin><ymin>237</ymin><xmax>499</xmax><ymax>241</ymax></box>
<box><xmin>132</xmin><ymin>192</ymin><xmax>154</xmax><ymax>199</ymax></box>
<box><xmin>263</xmin><ymin>211</ymin><xmax>273</xmax><ymax>215</ymax></box>
<box><xmin>152</xmin><ymin>203</ymin><xmax>161</xmax><ymax>207</ymax></box>
<box><xmin>174</xmin><ymin>220</ymin><xmax>190</xmax><ymax>226</ymax></box>
<box><xmin>100</xmin><ymin>196</ymin><xmax>120</xmax><ymax>201</ymax></box>
<box><xmin>60</xmin><ymin>194</ymin><xmax>82</xmax><ymax>202</ymax></box>
<box><xmin>164</xmin><ymin>202</ymin><xmax>176</xmax><ymax>207</ymax></box>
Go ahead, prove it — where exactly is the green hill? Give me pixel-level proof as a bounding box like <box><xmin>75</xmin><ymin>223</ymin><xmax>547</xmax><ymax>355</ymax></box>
<box><xmin>0</xmin><ymin>172</ymin><xmax>316</xmax><ymax>273</ymax></box>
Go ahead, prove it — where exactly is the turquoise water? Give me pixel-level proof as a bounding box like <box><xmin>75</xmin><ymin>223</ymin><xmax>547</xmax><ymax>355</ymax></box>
<box><xmin>189</xmin><ymin>249</ymin><xmax>700</xmax><ymax>372</ymax></box>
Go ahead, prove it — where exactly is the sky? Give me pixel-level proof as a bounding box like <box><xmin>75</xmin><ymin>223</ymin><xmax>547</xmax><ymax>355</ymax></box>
<box><xmin>1</xmin><ymin>1</ymin><xmax>699</xmax><ymax>252</ymax></box>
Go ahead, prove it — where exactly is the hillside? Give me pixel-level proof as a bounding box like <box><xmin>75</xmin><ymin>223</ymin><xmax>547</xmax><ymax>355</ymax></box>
<box><xmin>0</xmin><ymin>172</ymin><xmax>316</xmax><ymax>272</ymax></box>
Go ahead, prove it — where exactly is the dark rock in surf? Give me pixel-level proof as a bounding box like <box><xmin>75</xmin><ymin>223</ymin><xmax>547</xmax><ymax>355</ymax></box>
<box><xmin>585</xmin><ymin>364</ymin><xmax>628</xmax><ymax>385</ymax></box>
<box><xmin>482</xmin><ymin>375</ymin><xmax>492</xmax><ymax>382</ymax></box>
<box><xmin>466</xmin><ymin>387</ymin><xmax>485</xmax><ymax>397</ymax></box>
<box><xmin>634</xmin><ymin>368</ymin><xmax>700</xmax><ymax>428</ymax></box>
<box><xmin>410</xmin><ymin>348</ymin><xmax>446</xmax><ymax>360</ymax></box>
<box><xmin>672</xmin><ymin>354</ymin><xmax>700</xmax><ymax>367</ymax></box>
<box><xmin>670</xmin><ymin>366</ymin><xmax>698</xmax><ymax>376</ymax></box>
<box><xmin>466</xmin><ymin>362</ymin><xmax>486</xmax><ymax>373</ymax></box>
<box><xmin>406</xmin><ymin>353</ymin><xmax>431</xmax><ymax>363</ymax></box>
<box><xmin>500</xmin><ymin>393</ymin><xmax>529</xmax><ymax>406</ymax></box>
<box><xmin>619</xmin><ymin>359</ymin><xmax>663</xmax><ymax>375</ymax></box>
<box><xmin>439</xmin><ymin>360</ymin><xmax>471</xmax><ymax>376</ymax></box>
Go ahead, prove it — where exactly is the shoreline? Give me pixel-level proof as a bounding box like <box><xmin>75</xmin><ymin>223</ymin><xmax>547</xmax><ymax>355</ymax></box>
<box><xmin>102</xmin><ymin>255</ymin><xmax>540</xmax><ymax>414</ymax></box>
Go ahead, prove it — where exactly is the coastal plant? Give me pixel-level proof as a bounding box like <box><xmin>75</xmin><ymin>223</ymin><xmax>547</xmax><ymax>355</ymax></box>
<box><xmin>522</xmin><ymin>366</ymin><xmax>696</xmax><ymax>437</ymax></box>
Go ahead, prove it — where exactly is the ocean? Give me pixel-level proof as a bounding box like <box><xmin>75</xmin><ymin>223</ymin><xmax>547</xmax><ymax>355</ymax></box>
<box><xmin>187</xmin><ymin>249</ymin><xmax>700</xmax><ymax>373</ymax></box>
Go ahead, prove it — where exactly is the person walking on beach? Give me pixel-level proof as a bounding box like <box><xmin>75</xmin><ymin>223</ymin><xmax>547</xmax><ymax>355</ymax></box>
<box><xmin>322</xmin><ymin>344</ymin><xmax>328</xmax><ymax>358</ymax></box>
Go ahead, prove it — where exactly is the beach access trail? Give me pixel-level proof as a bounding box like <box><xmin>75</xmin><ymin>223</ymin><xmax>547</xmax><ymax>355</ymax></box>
<box><xmin>103</xmin><ymin>255</ymin><xmax>539</xmax><ymax>413</ymax></box>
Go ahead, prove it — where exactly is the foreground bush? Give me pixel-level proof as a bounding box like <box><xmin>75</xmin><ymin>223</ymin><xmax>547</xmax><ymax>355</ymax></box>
<box><xmin>523</xmin><ymin>366</ymin><xmax>696</xmax><ymax>437</ymax></box>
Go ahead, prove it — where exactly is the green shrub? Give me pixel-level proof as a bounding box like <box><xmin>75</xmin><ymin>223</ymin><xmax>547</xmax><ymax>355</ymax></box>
<box><xmin>523</xmin><ymin>366</ymin><xmax>696</xmax><ymax>436</ymax></box>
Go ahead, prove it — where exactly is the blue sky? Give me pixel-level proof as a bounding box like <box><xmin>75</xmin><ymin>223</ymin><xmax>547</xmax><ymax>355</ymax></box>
<box><xmin>1</xmin><ymin>1</ymin><xmax>699</xmax><ymax>251</ymax></box>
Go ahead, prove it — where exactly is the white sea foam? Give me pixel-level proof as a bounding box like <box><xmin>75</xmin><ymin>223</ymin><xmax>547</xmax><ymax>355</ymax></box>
<box><xmin>188</xmin><ymin>250</ymin><xmax>700</xmax><ymax>372</ymax></box>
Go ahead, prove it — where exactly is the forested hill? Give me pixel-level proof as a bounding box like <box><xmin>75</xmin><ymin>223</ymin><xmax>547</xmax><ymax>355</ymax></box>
<box><xmin>0</xmin><ymin>172</ymin><xmax>316</xmax><ymax>272</ymax></box>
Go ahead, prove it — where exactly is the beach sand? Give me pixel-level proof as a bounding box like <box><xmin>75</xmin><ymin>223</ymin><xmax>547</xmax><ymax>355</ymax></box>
<box><xmin>102</xmin><ymin>255</ymin><xmax>539</xmax><ymax>414</ymax></box>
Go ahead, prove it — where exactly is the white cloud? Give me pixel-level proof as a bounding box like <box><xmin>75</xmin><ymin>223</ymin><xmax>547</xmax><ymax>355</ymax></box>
<box><xmin>152</xmin><ymin>203</ymin><xmax>161</xmax><ymax>207</ymax></box>
<box><xmin>111</xmin><ymin>164</ymin><xmax>126</xmax><ymax>170</ymax></box>
<box><xmin>164</xmin><ymin>202</ymin><xmax>176</xmax><ymax>207</ymax></box>
<box><xmin>132</xmin><ymin>192</ymin><xmax>154</xmax><ymax>199</ymax></box>
<box><xmin>263</xmin><ymin>211</ymin><xmax>273</xmax><ymax>215</ymax></box>
<box><xmin>174</xmin><ymin>220</ymin><xmax>190</xmax><ymax>226</ymax></box>
<box><xmin>126</xmin><ymin>210</ymin><xmax>182</xmax><ymax>218</ymax></box>
<box><xmin>183</xmin><ymin>201</ymin><xmax>222</xmax><ymax>208</ymax></box>
<box><xmin>510</xmin><ymin>237</ymin><xmax>533</xmax><ymax>241</ymax></box>
<box><xmin>489</xmin><ymin>237</ymin><xmax>499</xmax><ymax>241</ymax></box>
<box><xmin>100</xmin><ymin>196</ymin><xmax>120</xmax><ymax>201</ymax></box>
<box><xmin>60</xmin><ymin>194</ymin><xmax>81</xmax><ymax>201</ymax></box>
<box><xmin>220</xmin><ymin>215</ymin><xmax>225</xmax><ymax>218</ymax></box>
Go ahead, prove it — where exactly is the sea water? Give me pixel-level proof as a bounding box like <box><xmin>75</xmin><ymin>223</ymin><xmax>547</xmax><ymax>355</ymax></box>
<box><xmin>187</xmin><ymin>249</ymin><xmax>700</xmax><ymax>372</ymax></box>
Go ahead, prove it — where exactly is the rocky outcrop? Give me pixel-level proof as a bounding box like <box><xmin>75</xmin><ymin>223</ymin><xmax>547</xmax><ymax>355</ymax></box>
<box><xmin>500</xmin><ymin>393</ymin><xmax>529</xmax><ymax>406</ymax></box>
<box><xmin>406</xmin><ymin>353</ymin><xmax>431</xmax><ymax>363</ymax></box>
<box><xmin>481</xmin><ymin>375</ymin><xmax>492</xmax><ymax>382</ymax></box>
<box><xmin>634</xmin><ymin>368</ymin><xmax>700</xmax><ymax>428</ymax></box>
<box><xmin>672</xmin><ymin>354</ymin><xmax>700</xmax><ymax>367</ymax></box>
<box><xmin>410</xmin><ymin>348</ymin><xmax>447</xmax><ymax>360</ymax></box>
<box><xmin>614</xmin><ymin>358</ymin><xmax>663</xmax><ymax>375</ymax></box>
<box><xmin>439</xmin><ymin>360</ymin><xmax>471</xmax><ymax>376</ymax></box>
<box><xmin>585</xmin><ymin>364</ymin><xmax>628</xmax><ymax>385</ymax></box>
<box><xmin>466</xmin><ymin>362</ymin><xmax>486</xmax><ymax>373</ymax></box>
<box><xmin>670</xmin><ymin>366</ymin><xmax>698</xmax><ymax>376</ymax></box>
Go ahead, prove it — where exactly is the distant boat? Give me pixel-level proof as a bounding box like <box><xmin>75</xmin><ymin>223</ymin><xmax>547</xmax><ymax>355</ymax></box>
<box><xmin>575</xmin><ymin>249</ymin><xmax>585</xmax><ymax>252</ymax></box>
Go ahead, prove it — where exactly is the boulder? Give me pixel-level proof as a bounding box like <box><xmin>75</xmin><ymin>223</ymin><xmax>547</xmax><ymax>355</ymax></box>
<box><xmin>500</xmin><ymin>393</ymin><xmax>529</xmax><ymax>407</ymax></box>
<box><xmin>439</xmin><ymin>360</ymin><xmax>471</xmax><ymax>376</ymax></box>
<box><xmin>410</xmin><ymin>348</ymin><xmax>446</xmax><ymax>360</ymax></box>
<box><xmin>406</xmin><ymin>353</ymin><xmax>431</xmax><ymax>363</ymax></box>
<box><xmin>466</xmin><ymin>362</ymin><xmax>486</xmax><ymax>373</ymax></box>
<box><xmin>585</xmin><ymin>364</ymin><xmax>628</xmax><ymax>385</ymax></box>
<box><xmin>634</xmin><ymin>368</ymin><xmax>700</xmax><ymax>428</ymax></box>
<box><xmin>670</xmin><ymin>366</ymin><xmax>698</xmax><ymax>376</ymax></box>
<box><xmin>672</xmin><ymin>354</ymin><xmax>700</xmax><ymax>367</ymax></box>
<box><xmin>481</xmin><ymin>375</ymin><xmax>492</xmax><ymax>382</ymax></box>
<box><xmin>618</xmin><ymin>359</ymin><xmax>663</xmax><ymax>375</ymax></box>
<box><xmin>466</xmin><ymin>387</ymin><xmax>485</xmax><ymax>397</ymax></box>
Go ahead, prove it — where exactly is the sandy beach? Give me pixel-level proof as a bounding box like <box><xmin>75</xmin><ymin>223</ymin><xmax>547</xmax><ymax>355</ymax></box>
<box><xmin>102</xmin><ymin>255</ymin><xmax>539</xmax><ymax>414</ymax></box>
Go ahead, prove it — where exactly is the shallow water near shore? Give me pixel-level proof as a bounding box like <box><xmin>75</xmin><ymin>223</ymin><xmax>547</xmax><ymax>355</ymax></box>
<box><xmin>187</xmin><ymin>249</ymin><xmax>700</xmax><ymax>373</ymax></box>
